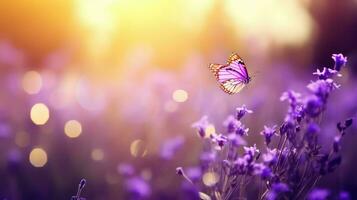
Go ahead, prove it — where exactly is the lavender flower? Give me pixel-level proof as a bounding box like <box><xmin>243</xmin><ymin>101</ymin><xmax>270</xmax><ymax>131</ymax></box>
<box><xmin>266</xmin><ymin>183</ymin><xmax>290</xmax><ymax>200</ymax></box>
<box><xmin>332</xmin><ymin>53</ymin><xmax>347</xmax><ymax>71</ymax></box>
<box><xmin>236</xmin><ymin>104</ymin><xmax>253</xmax><ymax>120</ymax></box>
<box><xmin>339</xmin><ymin>191</ymin><xmax>350</xmax><ymax>200</ymax></box>
<box><xmin>307</xmin><ymin>188</ymin><xmax>330</xmax><ymax>200</ymax></box>
<box><xmin>305</xmin><ymin>96</ymin><xmax>323</xmax><ymax>118</ymax></box>
<box><xmin>262</xmin><ymin>148</ymin><xmax>278</xmax><ymax>166</ymax></box>
<box><xmin>118</xmin><ymin>163</ymin><xmax>135</xmax><ymax>176</ymax></box>
<box><xmin>260</xmin><ymin>125</ymin><xmax>277</xmax><ymax>145</ymax></box>
<box><xmin>211</xmin><ymin>134</ymin><xmax>228</xmax><ymax>148</ymax></box>
<box><xmin>125</xmin><ymin>177</ymin><xmax>151</xmax><ymax>199</ymax></box>
<box><xmin>223</xmin><ymin>115</ymin><xmax>240</xmax><ymax>133</ymax></box>
<box><xmin>313</xmin><ymin>67</ymin><xmax>339</xmax><ymax>80</ymax></box>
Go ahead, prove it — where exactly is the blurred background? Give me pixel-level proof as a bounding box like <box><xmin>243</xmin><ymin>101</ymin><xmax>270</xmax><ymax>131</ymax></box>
<box><xmin>0</xmin><ymin>0</ymin><xmax>356</xmax><ymax>199</ymax></box>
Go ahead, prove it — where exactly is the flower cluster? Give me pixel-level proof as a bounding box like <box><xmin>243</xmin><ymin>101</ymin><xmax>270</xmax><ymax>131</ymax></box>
<box><xmin>177</xmin><ymin>54</ymin><xmax>353</xmax><ymax>199</ymax></box>
<box><xmin>118</xmin><ymin>163</ymin><xmax>151</xmax><ymax>200</ymax></box>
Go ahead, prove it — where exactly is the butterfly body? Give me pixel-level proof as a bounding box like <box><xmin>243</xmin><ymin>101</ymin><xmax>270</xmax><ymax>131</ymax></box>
<box><xmin>209</xmin><ymin>53</ymin><xmax>251</xmax><ymax>94</ymax></box>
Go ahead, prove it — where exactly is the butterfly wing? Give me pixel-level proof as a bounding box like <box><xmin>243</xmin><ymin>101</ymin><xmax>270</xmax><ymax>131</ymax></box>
<box><xmin>221</xmin><ymin>79</ymin><xmax>246</xmax><ymax>94</ymax></box>
<box><xmin>209</xmin><ymin>63</ymin><xmax>246</xmax><ymax>95</ymax></box>
<box><xmin>227</xmin><ymin>53</ymin><xmax>242</xmax><ymax>64</ymax></box>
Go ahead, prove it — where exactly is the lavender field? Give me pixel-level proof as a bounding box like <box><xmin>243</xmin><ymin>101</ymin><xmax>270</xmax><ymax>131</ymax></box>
<box><xmin>0</xmin><ymin>1</ymin><xmax>357</xmax><ymax>200</ymax></box>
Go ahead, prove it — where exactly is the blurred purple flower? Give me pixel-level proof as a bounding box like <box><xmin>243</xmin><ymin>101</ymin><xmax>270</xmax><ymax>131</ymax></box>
<box><xmin>313</xmin><ymin>68</ymin><xmax>338</xmax><ymax>80</ymax></box>
<box><xmin>253</xmin><ymin>163</ymin><xmax>272</xmax><ymax>180</ymax></box>
<box><xmin>181</xmin><ymin>182</ymin><xmax>199</xmax><ymax>200</ymax></box>
<box><xmin>304</xmin><ymin>96</ymin><xmax>323</xmax><ymax>118</ymax></box>
<box><xmin>186</xmin><ymin>167</ymin><xmax>202</xmax><ymax>182</ymax></box>
<box><xmin>125</xmin><ymin>177</ymin><xmax>151</xmax><ymax>199</ymax></box>
<box><xmin>228</xmin><ymin>133</ymin><xmax>247</xmax><ymax>147</ymax></box>
<box><xmin>332</xmin><ymin>53</ymin><xmax>347</xmax><ymax>71</ymax></box>
<box><xmin>118</xmin><ymin>163</ymin><xmax>135</xmax><ymax>176</ymax></box>
<box><xmin>261</xmin><ymin>125</ymin><xmax>277</xmax><ymax>145</ymax></box>
<box><xmin>305</xmin><ymin>123</ymin><xmax>320</xmax><ymax>141</ymax></box>
<box><xmin>211</xmin><ymin>134</ymin><xmax>228</xmax><ymax>148</ymax></box>
<box><xmin>244</xmin><ymin>144</ymin><xmax>259</xmax><ymax>157</ymax></box>
<box><xmin>223</xmin><ymin>115</ymin><xmax>240</xmax><ymax>133</ymax></box>
<box><xmin>262</xmin><ymin>148</ymin><xmax>278</xmax><ymax>166</ymax></box>
<box><xmin>280</xmin><ymin>90</ymin><xmax>301</xmax><ymax>106</ymax></box>
<box><xmin>307</xmin><ymin>188</ymin><xmax>330</xmax><ymax>200</ymax></box>
<box><xmin>267</xmin><ymin>183</ymin><xmax>290</xmax><ymax>200</ymax></box>
<box><xmin>236</xmin><ymin>104</ymin><xmax>253</xmax><ymax>120</ymax></box>
<box><xmin>307</xmin><ymin>79</ymin><xmax>336</xmax><ymax>101</ymax></box>
<box><xmin>339</xmin><ymin>191</ymin><xmax>350</xmax><ymax>200</ymax></box>
<box><xmin>160</xmin><ymin>136</ymin><xmax>185</xmax><ymax>160</ymax></box>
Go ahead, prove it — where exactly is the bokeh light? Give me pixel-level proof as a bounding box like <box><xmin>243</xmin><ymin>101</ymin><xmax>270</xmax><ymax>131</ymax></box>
<box><xmin>64</xmin><ymin>120</ymin><xmax>82</xmax><ymax>138</ymax></box>
<box><xmin>202</xmin><ymin>171</ymin><xmax>219</xmax><ymax>187</ymax></box>
<box><xmin>30</xmin><ymin>103</ymin><xmax>50</xmax><ymax>125</ymax></box>
<box><xmin>29</xmin><ymin>148</ymin><xmax>48</xmax><ymax>168</ymax></box>
<box><xmin>172</xmin><ymin>89</ymin><xmax>188</xmax><ymax>103</ymax></box>
<box><xmin>130</xmin><ymin>139</ymin><xmax>148</xmax><ymax>158</ymax></box>
<box><xmin>22</xmin><ymin>71</ymin><xmax>42</xmax><ymax>94</ymax></box>
<box><xmin>91</xmin><ymin>148</ymin><xmax>104</xmax><ymax>161</ymax></box>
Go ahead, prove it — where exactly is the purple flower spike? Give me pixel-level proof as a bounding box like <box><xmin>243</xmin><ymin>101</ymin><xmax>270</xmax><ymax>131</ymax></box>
<box><xmin>332</xmin><ymin>53</ymin><xmax>347</xmax><ymax>71</ymax></box>
<box><xmin>223</xmin><ymin>115</ymin><xmax>241</xmax><ymax>133</ymax></box>
<box><xmin>305</xmin><ymin>96</ymin><xmax>323</xmax><ymax>118</ymax></box>
<box><xmin>307</xmin><ymin>79</ymin><xmax>335</xmax><ymax>102</ymax></box>
<box><xmin>313</xmin><ymin>68</ymin><xmax>338</xmax><ymax>80</ymax></box>
<box><xmin>261</xmin><ymin>125</ymin><xmax>277</xmax><ymax>145</ymax></box>
<box><xmin>244</xmin><ymin>144</ymin><xmax>259</xmax><ymax>157</ymax></box>
<box><xmin>307</xmin><ymin>188</ymin><xmax>330</xmax><ymax>200</ymax></box>
<box><xmin>280</xmin><ymin>90</ymin><xmax>301</xmax><ymax>104</ymax></box>
<box><xmin>236</xmin><ymin>104</ymin><xmax>253</xmax><ymax>120</ymax></box>
<box><xmin>212</xmin><ymin>134</ymin><xmax>228</xmax><ymax>148</ymax></box>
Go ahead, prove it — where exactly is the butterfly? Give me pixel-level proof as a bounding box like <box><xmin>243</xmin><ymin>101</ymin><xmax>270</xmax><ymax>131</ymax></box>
<box><xmin>209</xmin><ymin>53</ymin><xmax>251</xmax><ymax>95</ymax></box>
